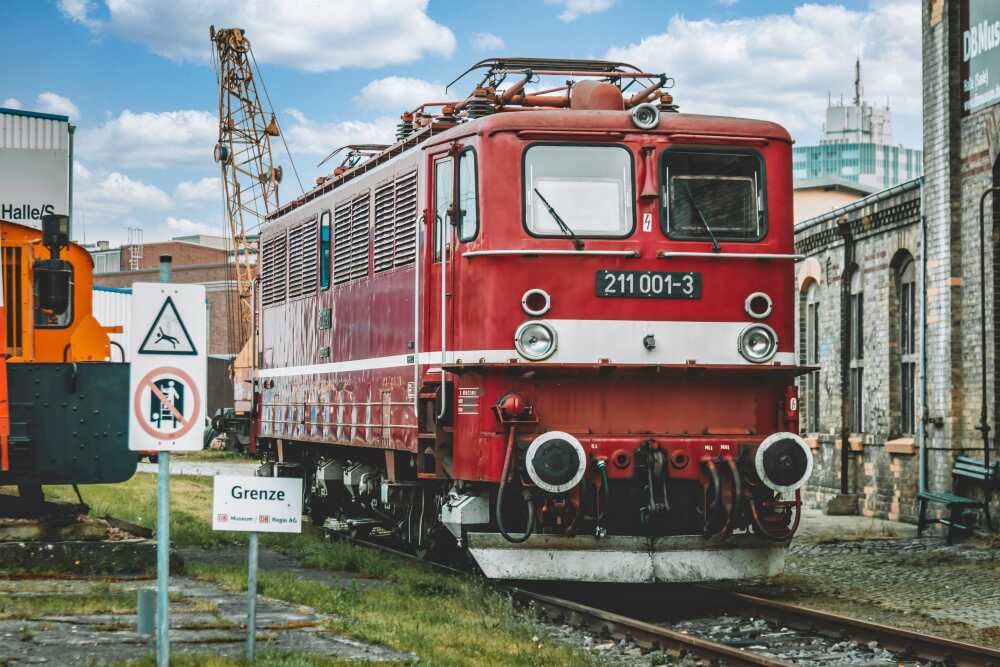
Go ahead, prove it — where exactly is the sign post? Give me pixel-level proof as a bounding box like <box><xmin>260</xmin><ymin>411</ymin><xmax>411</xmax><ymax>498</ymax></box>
<box><xmin>212</xmin><ymin>475</ymin><xmax>303</xmax><ymax>661</ymax></box>
<box><xmin>129</xmin><ymin>260</ymin><xmax>207</xmax><ymax>667</ymax></box>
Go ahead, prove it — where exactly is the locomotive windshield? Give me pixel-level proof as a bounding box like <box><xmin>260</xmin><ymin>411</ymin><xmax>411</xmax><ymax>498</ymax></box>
<box><xmin>524</xmin><ymin>145</ymin><xmax>634</xmax><ymax>238</ymax></box>
<box><xmin>661</xmin><ymin>150</ymin><xmax>765</xmax><ymax>242</ymax></box>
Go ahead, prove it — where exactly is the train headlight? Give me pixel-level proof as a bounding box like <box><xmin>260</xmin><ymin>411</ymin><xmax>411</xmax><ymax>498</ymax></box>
<box><xmin>525</xmin><ymin>431</ymin><xmax>587</xmax><ymax>493</ymax></box>
<box><xmin>744</xmin><ymin>291</ymin><xmax>773</xmax><ymax>319</ymax></box>
<box><xmin>631</xmin><ymin>102</ymin><xmax>660</xmax><ymax>130</ymax></box>
<box><xmin>738</xmin><ymin>323</ymin><xmax>778</xmax><ymax>363</ymax></box>
<box><xmin>515</xmin><ymin>321</ymin><xmax>557</xmax><ymax>361</ymax></box>
<box><xmin>755</xmin><ymin>432</ymin><xmax>814</xmax><ymax>494</ymax></box>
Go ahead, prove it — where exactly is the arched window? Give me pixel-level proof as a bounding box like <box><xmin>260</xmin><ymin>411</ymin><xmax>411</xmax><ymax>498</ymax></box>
<box><xmin>804</xmin><ymin>282</ymin><xmax>820</xmax><ymax>432</ymax></box>
<box><xmin>898</xmin><ymin>258</ymin><xmax>917</xmax><ymax>434</ymax></box>
<box><xmin>849</xmin><ymin>267</ymin><xmax>864</xmax><ymax>433</ymax></box>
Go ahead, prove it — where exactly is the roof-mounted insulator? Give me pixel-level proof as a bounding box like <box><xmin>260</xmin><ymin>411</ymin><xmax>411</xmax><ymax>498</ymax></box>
<box><xmin>438</xmin><ymin>104</ymin><xmax>458</xmax><ymax>123</ymax></box>
<box><xmin>396</xmin><ymin>111</ymin><xmax>414</xmax><ymax>141</ymax></box>
<box><xmin>658</xmin><ymin>92</ymin><xmax>679</xmax><ymax>113</ymax></box>
<box><xmin>465</xmin><ymin>86</ymin><xmax>496</xmax><ymax>118</ymax></box>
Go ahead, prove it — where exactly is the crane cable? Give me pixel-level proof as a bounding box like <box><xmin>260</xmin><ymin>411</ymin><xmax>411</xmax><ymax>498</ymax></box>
<box><xmin>249</xmin><ymin>48</ymin><xmax>305</xmax><ymax>197</ymax></box>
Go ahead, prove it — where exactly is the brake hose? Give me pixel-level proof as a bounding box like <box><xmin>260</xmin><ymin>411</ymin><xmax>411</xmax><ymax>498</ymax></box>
<box><xmin>496</xmin><ymin>426</ymin><xmax>535</xmax><ymax>543</ymax></box>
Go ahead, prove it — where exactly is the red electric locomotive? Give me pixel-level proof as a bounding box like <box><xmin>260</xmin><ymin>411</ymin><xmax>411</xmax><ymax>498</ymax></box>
<box><xmin>251</xmin><ymin>58</ymin><xmax>813</xmax><ymax>582</ymax></box>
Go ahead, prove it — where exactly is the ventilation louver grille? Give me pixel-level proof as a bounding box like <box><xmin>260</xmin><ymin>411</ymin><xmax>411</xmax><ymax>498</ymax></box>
<box><xmin>261</xmin><ymin>234</ymin><xmax>287</xmax><ymax>306</ymax></box>
<box><xmin>333</xmin><ymin>192</ymin><xmax>371</xmax><ymax>285</ymax></box>
<box><xmin>287</xmin><ymin>216</ymin><xmax>318</xmax><ymax>299</ymax></box>
<box><xmin>373</xmin><ymin>182</ymin><xmax>396</xmax><ymax>273</ymax></box>
<box><xmin>350</xmin><ymin>194</ymin><xmax>370</xmax><ymax>280</ymax></box>
<box><xmin>394</xmin><ymin>171</ymin><xmax>418</xmax><ymax>267</ymax></box>
<box><xmin>333</xmin><ymin>200</ymin><xmax>353</xmax><ymax>285</ymax></box>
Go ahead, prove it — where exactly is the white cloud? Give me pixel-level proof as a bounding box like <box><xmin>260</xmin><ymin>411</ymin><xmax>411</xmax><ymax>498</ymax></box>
<box><xmin>284</xmin><ymin>109</ymin><xmax>398</xmax><ymax>162</ymax></box>
<box><xmin>77</xmin><ymin>109</ymin><xmax>215</xmax><ymax>168</ymax></box>
<box><xmin>175</xmin><ymin>176</ymin><xmax>222</xmax><ymax>205</ymax></box>
<box><xmin>604</xmin><ymin>1</ymin><xmax>921</xmax><ymax>145</ymax></box>
<box><xmin>165</xmin><ymin>216</ymin><xmax>216</xmax><ymax>235</ymax></box>
<box><xmin>58</xmin><ymin>0</ymin><xmax>101</xmax><ymax>29</ymax></box>
<box><xmin>546</xmin><ymin>0</ymin><xmax>614</xmax><ymax>22</ymax></box>
<box><xmin>74</xmin><ymin>166</ymin><xmax>172</xmax><ymax>217</ymax></box>
<box><xmin>473</xmin><ymin>32</ymin><xmax>505</xmax><ymax>51</ymax></box>
<box><xmin>61</xmin><ymin>0</ymin><xmax>456</xmax><ymax>72</ymax></box>
<box><xmin>1</xmin><ymin>93</ymin><xmax>78</xmax><ymax>118</ymax></box>
<box><xmin>717</xmin><ymin>0</ymin><xmax>739</xmax><ymax>6</ymax></box>
<box><xmin>36</xmin><ymin>92</ymin><xmax>80</xmax><ymax>119</ymax></box>
<box><xmin>353</xmin><ymin>77</ymin><xmax>448</xmax><ymax>112</ymax></box>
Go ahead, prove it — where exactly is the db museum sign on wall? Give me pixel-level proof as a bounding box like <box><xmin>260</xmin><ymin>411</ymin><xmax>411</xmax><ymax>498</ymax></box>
<box><xmin>0</xmin><ymin>109</ymin><xmax>70</xmax><ymax>227</ymax></box>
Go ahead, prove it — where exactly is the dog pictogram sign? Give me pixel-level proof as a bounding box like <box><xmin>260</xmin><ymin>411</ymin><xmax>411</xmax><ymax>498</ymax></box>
<box><xmin>129</xmin><ymin>283</ymin><xmax>206</xmax><ymax>452</ymax></box>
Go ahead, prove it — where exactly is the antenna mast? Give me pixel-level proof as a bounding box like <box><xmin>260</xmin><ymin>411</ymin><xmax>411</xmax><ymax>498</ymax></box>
<box><xmin>210</xmin><ymin>25</ymin><xmax>282</xmax><ymax>354</ymax></box>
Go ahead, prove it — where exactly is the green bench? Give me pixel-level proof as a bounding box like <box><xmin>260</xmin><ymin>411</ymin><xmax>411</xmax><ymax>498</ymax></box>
<box><xmin>917</xmin><ymin>456</ymin><xmax>997</xmax><ymax>544</ymax></box>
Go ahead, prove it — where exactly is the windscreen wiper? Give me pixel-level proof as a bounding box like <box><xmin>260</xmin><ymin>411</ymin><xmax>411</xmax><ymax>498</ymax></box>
<box><xmin>533</xmin><ymin>188</ymin><xmax>584</xmax><ymax>250</ymax></box>
<box><xmin>682</xmin><ymin>182</ymin><xmax>721</xmax><ymax>253</ymax></box>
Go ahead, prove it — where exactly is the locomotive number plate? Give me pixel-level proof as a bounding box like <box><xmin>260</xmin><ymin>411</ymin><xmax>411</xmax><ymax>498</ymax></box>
<box><xmin>596</xmin><ymin>270</ymin><xmax>701</xmax><ymax>299</ymax></box>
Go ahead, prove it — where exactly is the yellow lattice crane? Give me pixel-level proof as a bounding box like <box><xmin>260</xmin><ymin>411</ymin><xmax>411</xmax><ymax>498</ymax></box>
<box><xmin>210</xmin><ymin>25</ymin><xmax>291</xmax><ymax>444</ymax></box>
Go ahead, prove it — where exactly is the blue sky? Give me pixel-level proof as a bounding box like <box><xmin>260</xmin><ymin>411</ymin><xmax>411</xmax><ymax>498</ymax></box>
<box><xmin>0</xmin><ymin>0</ymin><xmax>919</xmax><ymax>244</ymax></box>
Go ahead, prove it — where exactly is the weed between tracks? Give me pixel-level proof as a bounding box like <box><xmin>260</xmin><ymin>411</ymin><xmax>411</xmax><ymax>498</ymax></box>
<box><xmin>102</xmin><ymin>654</ymin><xmax>395</xmax><ymax>667</ymax></box>
<box><xmin>42</xmin><ymin>474</ymin><xmax>595</xmax><ymax>667</ymax></box>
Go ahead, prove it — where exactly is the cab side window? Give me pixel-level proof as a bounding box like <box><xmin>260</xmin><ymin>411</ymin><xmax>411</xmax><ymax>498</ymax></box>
<box><xmin>457</xmin><ymin>149</ymin><xmax>478</xmax><ymax>242</ymax></box>
<box><xmin>434</xmin><ymin>157</ymin><xmax>453</xmax><ymax>261</ymax></box>
<box><xmin>34</xmin><ymin>264</ymin><xmax>74</xmax><ymax>328</ymax></box>
<box><xmin>319</xmin><ymin>209</ymin><xmax>331</xmax><ymax>290</ymax></box>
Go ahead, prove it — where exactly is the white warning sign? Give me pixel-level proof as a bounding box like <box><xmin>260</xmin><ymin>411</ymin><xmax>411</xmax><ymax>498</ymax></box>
<box><xmin>129</xmin><ymin>283</ymin><xmax>206</xmax><ymax>452</ymax></box>
<box><xmin>138</xmin><ymin>297</ymin><xmax>198</xmax><ymax>355</ymax></box>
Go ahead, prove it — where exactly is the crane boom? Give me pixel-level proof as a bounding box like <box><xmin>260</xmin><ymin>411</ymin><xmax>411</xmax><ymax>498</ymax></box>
<box><xmin>210</xmin><ymin>25</ymin><xmax>283</xmax><ymax>426</ymax></box>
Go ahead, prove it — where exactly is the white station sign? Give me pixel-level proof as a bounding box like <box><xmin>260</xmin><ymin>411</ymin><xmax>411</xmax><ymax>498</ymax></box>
<box><xmin>128</xmin><ymin>282</ymin><xmax>207</xmax><ymax>452</ymax></box>
<box><xmin>212</xmin><ymin>476</ymin><xmax>303</xmax><ymax>533</ymax></box>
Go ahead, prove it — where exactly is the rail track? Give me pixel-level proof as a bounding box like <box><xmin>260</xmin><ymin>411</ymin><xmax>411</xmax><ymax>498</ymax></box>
<box><xmin>322</xmin><ymin>525</ymin><xmax>1000</xmax><ymax>666</ymax></box>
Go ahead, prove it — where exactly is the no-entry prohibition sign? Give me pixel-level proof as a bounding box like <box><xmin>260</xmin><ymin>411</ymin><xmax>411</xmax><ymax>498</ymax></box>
<box><xmin>128</xmin><ymin>283</ymin><xmax>206</xmax><ymax>452</ymax></box>
<box><xmin>133</xmin><ymin>366</ymin><xmax>202</xmax><ymax>441</ymax></box>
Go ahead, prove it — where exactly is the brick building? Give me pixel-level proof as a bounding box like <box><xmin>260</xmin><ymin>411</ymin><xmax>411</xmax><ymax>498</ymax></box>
<box><xmin>91</xmin><ymin>237</ymin><xmax>249</xmax><ymax>357</ymax></box>
<box><xmin>794</xmin><ymin>179</ymin><xmax>924</xmax><ymax>520</ymax></box>
<box><xmin>794</xmin><ymin>0</ymin><xmax>1000</xmax><ymax>525</ymax></box>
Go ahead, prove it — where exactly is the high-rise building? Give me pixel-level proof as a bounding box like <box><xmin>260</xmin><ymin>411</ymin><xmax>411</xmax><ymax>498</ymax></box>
<box><xmin>792</xmin><ymin>59</ymin><xmax>922</xmax><ymax>190</ymax></box>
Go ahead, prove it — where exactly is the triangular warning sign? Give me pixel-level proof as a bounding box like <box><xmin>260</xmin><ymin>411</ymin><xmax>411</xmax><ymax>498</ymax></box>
<box><xmin>138</xmin><ymin>296</ymin><xmax>198</xmax><ymax>356</ymax></box>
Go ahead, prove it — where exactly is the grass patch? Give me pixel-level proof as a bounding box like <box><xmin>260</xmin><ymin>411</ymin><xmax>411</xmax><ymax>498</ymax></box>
<box><xmin>189</xmin><ymin>562</ymin><xmax>592</xmax><ymax>667</ymax></box>
<box><xmin>0</xmin><ymin>582</ymin><xmax>217</xmax><ymax>619</ymax></box>
<box><xmin>41</xmin><ymin>474</ymin><xmax>595</xmax><ymax>666</ymax></box>
<box><xmin>181</xmin><ymin>449</ymin><xmax>248</xmax><ymax>462</ymax></box>
<box><xmin>45</xmin><ymin>473</ymin><xmax>238</xmax><ymax>548</ymax></box>
<box><xmin>103</xmin><ymin>653</ymin><xmax>398</xmax><ymax>667</ymax></box>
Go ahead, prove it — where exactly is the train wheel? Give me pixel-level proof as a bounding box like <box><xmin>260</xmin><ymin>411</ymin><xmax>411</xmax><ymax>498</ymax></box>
<box><xmin>349</xmin><ymin>525</ymin><xmax>372</xmax><ymax>540</ymax></box>
<box><xmin>308</xmin><ymin>499</ymin><xmax>332</xmax><ymax>527</ymax></box>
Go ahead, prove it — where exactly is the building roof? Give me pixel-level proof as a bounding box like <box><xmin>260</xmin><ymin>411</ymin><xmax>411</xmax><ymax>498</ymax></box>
<box><xmin>794</xmin><ymin>177</ymin><xmax>879</xmax><ymax>196</ymax></box>
<box><xmin>0</xmin><ymin>107</ymin><xmax>70</xmax><ymax>123</ymax></box>
<box><xmin>795</xmin><ymin>176</ymin><xmax>923</xmax><ymax>232</ymax></box>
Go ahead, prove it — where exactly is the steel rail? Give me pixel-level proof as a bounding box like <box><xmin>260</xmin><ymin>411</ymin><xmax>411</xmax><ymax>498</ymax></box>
<box><xmin>321</xmin><ymin>528</ymin><xmax>795</xmax><ymax>666</ymax></box>
<box><xmin>507</xmin><ymin>587</ymin><xmax>795</xmax><ymax>667</ymax></box>
<box><xmin>704</xmin><ymin>589</ymin><xmax>1000</xmax><ymax>667</ymax></box>
<box><xmin>324</xmin><ymin>526</ymin><xmax>1000</xmax><ymax>666</ymax></box>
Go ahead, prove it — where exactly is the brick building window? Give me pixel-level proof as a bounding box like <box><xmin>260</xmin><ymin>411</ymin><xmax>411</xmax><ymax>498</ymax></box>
<box><xmin>898</xmin><ymin>258</ymin><xmax>916</xmax><ymax>434</ymax></box>
<box><xmin>849</xmin><ymin>268</ymin><xmax>864</xmax><ymax>432</ymax></box>
<box><xmin>805</xmin><ymin>282</ymin><xmax>820</xmax><ymax>432</ymax></box>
